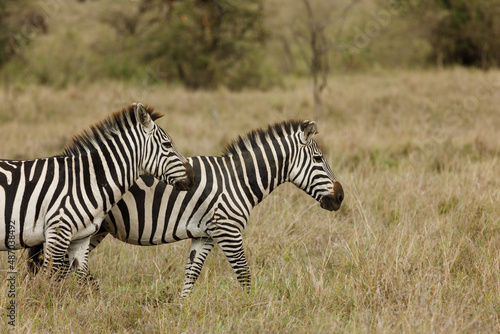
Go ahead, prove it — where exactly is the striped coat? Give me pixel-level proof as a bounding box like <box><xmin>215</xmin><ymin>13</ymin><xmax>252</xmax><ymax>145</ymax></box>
<box><xmin>2</xmin><ymin>103</ymin><xmax>194</xmax><ymax>278</ymax></box>
<box><xmin>32</xmin><ymin>120</ymin><xmax>343</xmax><ymax>294</ymax></box>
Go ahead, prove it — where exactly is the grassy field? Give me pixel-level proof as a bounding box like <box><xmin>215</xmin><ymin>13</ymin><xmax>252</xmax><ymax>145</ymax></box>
<box><xmin>0</xmin><ymin>68</ymin><xmax>499</xmax><ymax>333</ymax></box>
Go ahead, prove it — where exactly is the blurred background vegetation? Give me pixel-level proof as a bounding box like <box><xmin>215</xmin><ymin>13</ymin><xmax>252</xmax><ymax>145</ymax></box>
<box><xmin>1</xmin><ymin>0</ymin><xmax>500</xmax><ymax>90</ymax></box>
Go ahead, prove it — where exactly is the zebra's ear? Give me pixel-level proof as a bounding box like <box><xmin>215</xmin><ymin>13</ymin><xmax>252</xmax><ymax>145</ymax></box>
<box><xmin>135</xmin><ymin>103</ymin><xmax>154</xmax><ymax>132</ymax></box>
<box><xmin>302</xmin><ymin>121</ymin><xmax>318</xmax><ymax>143</ymax></box>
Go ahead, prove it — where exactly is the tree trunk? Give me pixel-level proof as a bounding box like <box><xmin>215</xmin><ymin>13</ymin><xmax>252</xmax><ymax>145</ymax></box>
<box><xmin>313</xmin><ymin>84</ymin><xmax>323</xmax><ymax>121</ymax></box>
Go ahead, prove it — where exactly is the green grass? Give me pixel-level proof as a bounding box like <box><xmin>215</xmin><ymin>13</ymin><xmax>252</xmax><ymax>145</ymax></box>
<box><xmin>0</xmin><ymin>68</ymin><xmax>499</xmax><ymax>332</ymax></box>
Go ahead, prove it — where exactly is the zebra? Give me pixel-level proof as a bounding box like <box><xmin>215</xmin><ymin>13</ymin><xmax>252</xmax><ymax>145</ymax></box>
<box><xmin>29</xmin><ymin>119</ymin><xmax>343</xmax><ymax>296</ymax></box>
<box><xmin>1</xmin><ymin>103</ymin><xmax>194</xmax><ymax>279</ymax></box>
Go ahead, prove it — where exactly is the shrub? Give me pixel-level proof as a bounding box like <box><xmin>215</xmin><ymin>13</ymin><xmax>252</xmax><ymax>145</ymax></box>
<box><xmin>106</xmin><ymin>0</ymin><xmax>268</xmax><ymax>90</ymax></box>
<box><xmin>399</xmin><ymin>0</ymin><xmax>500</xmax><ymax>68</ymax></box>
<box><xmin>0</xmin><ymin>0</ymin><xmax>48</xmax><ymax>69</ymax></box>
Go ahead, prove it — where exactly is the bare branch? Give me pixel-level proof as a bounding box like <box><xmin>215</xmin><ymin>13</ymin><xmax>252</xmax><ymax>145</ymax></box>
<box><xmin>289</xmin><ymin>0</ymin><xmax>358</xmax><ymax>120</ymax></box>
<box><xmin>335</xmin><ymin>0</ymin><xmax>361</xmax><ymax>43</ymax></box>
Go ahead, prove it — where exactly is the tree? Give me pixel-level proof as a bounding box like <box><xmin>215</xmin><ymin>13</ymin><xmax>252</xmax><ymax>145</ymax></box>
<box><xmin>290</xmin><ymin>0</ymin><xmax>359</xmax><ymax>120</ymax></box>
<box><xmin>105</xmin><ymin>0</ymin><xmax>267</xmax><ymax>90</ymax></box>
<box><xmin>0</xmin><ymin>1</ymin><xmax>48</xmax><ymax>86</ymax></box>
<box><xmin>399</xmin><ymin>0</ymin><xmax>500</xmax><ymax>68</ymax></box>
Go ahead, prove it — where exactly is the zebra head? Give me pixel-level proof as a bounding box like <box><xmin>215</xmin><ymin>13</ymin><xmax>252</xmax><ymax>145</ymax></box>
<box><xmin>135</xmin><ymin>103</ymin><xmax>195</xmax><ymax>191</ymax></box>
<box><xmin>289</xmin><ymin>120</ymin><xmax>343</xmax><ymax>211</ymax></box>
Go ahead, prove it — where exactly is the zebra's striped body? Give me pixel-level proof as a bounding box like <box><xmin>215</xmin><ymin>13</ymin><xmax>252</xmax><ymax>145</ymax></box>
<box><xmin>2</xmin><ymin>103</ymin><xmax>194</xmax><ymax>278</ymax></box>
<box><xmin>86</xmin><ymin>120</ymin><xmax>344</xmax><ymax>297</ymax></box>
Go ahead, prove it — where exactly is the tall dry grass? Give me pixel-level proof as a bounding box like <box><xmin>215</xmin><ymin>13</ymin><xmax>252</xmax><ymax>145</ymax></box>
<box><xmin>0</xmin><ymin>68</ymin><xmax>499</xmax><ymax>333</ymax></box>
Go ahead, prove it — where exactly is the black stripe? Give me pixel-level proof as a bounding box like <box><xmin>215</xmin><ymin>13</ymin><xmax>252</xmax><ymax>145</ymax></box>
<box><xmin>74</xmin><ymin>157</ymin><xmax>94</xmax><ymax>222</ymax></box>
<box><xmin>106</xmin><ymin>137</ymin><xmax>126</xmax><ymax>193</ymax></box>
<box><xmin>62</xmin><ymin>195</ymin><xmax>79</xmax><ymax>230</ymax></box>
<box><xmin>121</xmin><ymin>129</ymin><xmax>138</xmax><ymax>183</ymax></box>
<box><xmin>280</xmin><ymin>136</ymin><xmax>292</xmax><ymax>182</ymax></box>
<box><xmin>183</xmin><ymin>157</ymin><xmax>211</xmax><ymax>229</ymax></box>
<box><xmin>230</xmin><ymin>155</ymin><xmax>255</xmax><ymax>207</ymax></box>
<box><xmin>253</xmin><ymin>133</ymin><xmax>269</xmax><ymax>192</ymax></box>
<box><xmin>219</xmin><ymin>193</ymin><xmax>246</xmax><ymax>229</ymax></box>
<box><xmin>35</xmin><ymin>159</ymin><xmax>55</xmax><ymax>223</ymax></box>
<box><xmin>133</xmin><ymin>184</ymin><xmax>146</xmax><ymax>246</ymax></box>
<box><xmin>116</xmin><ymin>198</ymin><xmax>130</xmax><ymax>241</ymax></box>
<box><xmin>112</xmin><ymin>129</ymin><xmax>131</xmax><ymax>187</ymax></box>
<box><xmin>18</xmin><ymin>160</ymin><xmax>38</xmax><ymax>247</ymax></box>
<box><xmin>81</xmin><ymin>155</ymin><xmax>98</xmax><ymax>210</ymax></box>
<box><xmin>100</xmin><ymin>139</ymin><xmax>122</xmax><ymax>194</ymax></box>
<box><xmin>47</xmin><ymin>157</ymin><xmax>66</xmax><ymax>211</ymax></box>
<box><xmin>219</xmin><ymin>158</ymin><xmax>247</xmax><ymax>218</ymax></box>
<box><xmin>65</xmin><ymin>158</ymin><xmax>85</xmax><ymax>230</ymax></box>
<box><xmin>172</xmin><ymin>184</ymin><xmax>196</xmax><ymax>241</ymax></box>
<box><xmin>1</xmin><ymin>160</ymin><xmax>21</xmax><ymax>249</ymax></box>
<box><xmin>106</xmin><ymin>209</ymin><xmax>118</xmax><ymax>236</ymax></box>
<box><xmin>93</xmin><ymin>152</ymin><xmax>112</xmax><ymax>212</ymax></box>
<box><xmin>150</xmin><ymin>177</ymin><xmax>166</xmax><ymax>245</ymax></box>
<box><xmin>195</xmin><ymin>158</ymin><xmax>224</xmax><ymax>228</ymax></box>
<box><xmin>161</xmin><ymin>186</ymin><xmax>180</xmax><ymax>244</ymax></box>
<box><xmin>268</xmin><ymin>135</ymin><xmax>285</xmax><ymax>185</ymax></box>
<box><xmin>242</xmin><ymin>150</ymin><xmax>263</xmax><ymax>202</ymax></box>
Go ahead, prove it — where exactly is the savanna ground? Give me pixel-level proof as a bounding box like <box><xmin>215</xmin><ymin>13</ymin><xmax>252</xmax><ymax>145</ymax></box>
<box><xmin>0</xmin><ymin>68</ymin><xmax>499</xmax><ymax>333</ymax></box>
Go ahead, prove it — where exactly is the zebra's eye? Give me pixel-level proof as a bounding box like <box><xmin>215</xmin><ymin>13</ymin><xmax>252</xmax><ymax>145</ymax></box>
<box><xmin>163</xmin><ymin>142</ymin><xmax>173</xmax><ymax>149</ymax></box>
<box><xmin>313</xmin><ymin>155</ymin><xmax>323</xmax><ymax>163</ymax></box>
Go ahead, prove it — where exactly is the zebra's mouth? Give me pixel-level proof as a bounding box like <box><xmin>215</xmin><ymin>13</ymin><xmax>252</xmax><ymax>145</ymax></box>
<box><xmin>320</xmin><ymin>182</ymin><xmax>344</xmax><ymax>212</ymax></box>
<box><xmin>173</xmin><ymin>162</ymin><xmax>195</xmax><ymax>191</ymax></box>
<box><xmin>320</xmin><ymin>195</ymin><xmax>341</xmax><ymax>211</ymax></box>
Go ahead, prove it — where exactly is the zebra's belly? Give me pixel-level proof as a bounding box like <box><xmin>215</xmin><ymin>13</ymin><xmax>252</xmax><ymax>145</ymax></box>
<box><xmin>109</xmin><ymin>215</ymin><xmax>209</xmax><ymax>246</ymax></box>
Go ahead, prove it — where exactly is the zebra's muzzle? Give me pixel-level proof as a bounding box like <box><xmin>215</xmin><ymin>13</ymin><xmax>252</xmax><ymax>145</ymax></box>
<box><xmin>173</xmin><ymin>162</ymin><xmax>196</xmax><ymax>191</ymax></box>
<box><xmin>320</xmin><ymin>182</ymin><xmax>344</xmax><ymax>211</ymax></box>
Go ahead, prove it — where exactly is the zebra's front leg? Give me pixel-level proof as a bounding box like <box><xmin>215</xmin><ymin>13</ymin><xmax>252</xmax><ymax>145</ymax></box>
<box><xmin>180</xmin><ymin>237</ymin><xmax>215</xmax><ymax>299</ymax></box>
<box><xmin>27</xmin><ymin>243</ymin><xmax>76</xmax><ymax>277</ymax></box>
<box><xmin>67</xmin><ymin>236</ymin><xmax>93</xmax><ymax>281</ymax></box>
<box><xmin>213</xmin><ymin>232</ymin><xmax>251</xmax><ymax>292</ymax></box>
<box><xmin>43</xmin><ymin>224</ymin><xmax>73</xmax><ymax>279</ymax></box>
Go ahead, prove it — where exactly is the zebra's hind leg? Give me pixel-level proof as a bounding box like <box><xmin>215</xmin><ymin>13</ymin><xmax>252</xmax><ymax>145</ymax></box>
<box><xmin>180</xmin><ymin>237</ymin><xmax>215</xmax><ymax>299</ymax></box>
<box><xmin>213</xmin><ymin>232</ymin><xmax>251</xmax><ymax>293</ymax></box>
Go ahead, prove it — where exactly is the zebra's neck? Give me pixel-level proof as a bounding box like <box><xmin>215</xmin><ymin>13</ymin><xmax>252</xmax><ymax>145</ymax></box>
<box><xmin>219</xmin><ymin>120</ymin><xmax>303</xmax><ymax>214</ymax></box>
<box><xmin>62</xmin><ymin>106</ymin><xmax>150</xmax><ymax>208</ymax></box>
<box><xmin>81</xmin><ymin>138</ymin><xmax>142</xmax><ymax>211</ymax></box>
<box><xmin>228</xmin><ymin>143</ymin><xmax>291</xmax><ymax>208</ymax></box>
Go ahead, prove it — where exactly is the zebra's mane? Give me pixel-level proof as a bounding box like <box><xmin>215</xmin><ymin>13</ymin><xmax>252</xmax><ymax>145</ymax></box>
<box><xmin>222</xmin><ymin>119</ymin><xmax>307</xmax><ymax>157</ymax></box>
<box><xmin>63</xmin><ymin>104</ymin><xmax>163</xmax><ymax>156</ymax></box>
